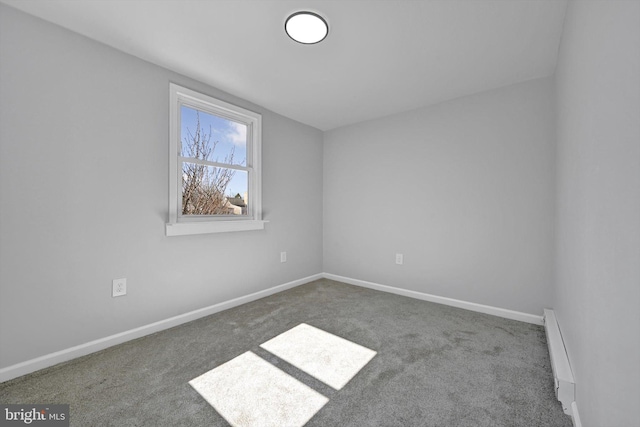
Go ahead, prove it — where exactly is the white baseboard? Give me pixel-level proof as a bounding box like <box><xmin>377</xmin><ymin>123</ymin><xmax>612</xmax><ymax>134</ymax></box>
<box><xmin>322</xmin><ymin>273</ymin><xmax>544</xmax><ymax>325</ymax></box>
<box><xmin>0</xmin><ymin>272</ymin><xmax>544</xmax><ymax>383</ymax></box>
<box><xmin>543</xmin><ymin>308</ymin><xmax>576</xmax><ymax>418</ymax></box>
<box><xmin>0</xmin><ymin>273</ymin><xmax>323</xmax><ymax>384</ymax></box>
<box><xmin>571</xmin><ymin>402</ymin><xmax>582</xmax><ymax>427</ymax></box>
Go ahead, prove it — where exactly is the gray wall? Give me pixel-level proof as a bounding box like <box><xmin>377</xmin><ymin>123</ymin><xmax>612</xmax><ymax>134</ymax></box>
<box><xmin>554</xmin><ymin>1</ymin><xmax>640</xmax><ymax>425</ymax></box>
<box><xmin>0</xmin><ymin>5</ymin><xmax>323</xmax><ymax>369</ymax></box>
<box><xmin>324</xmin><ymin>77</ymin><xmax>556</xmax><ymax>315</ymax></box>
<box><xmin>3</xmin><ymin>6</ymin><xmax>638</xmax><ymax>424</ymax></box>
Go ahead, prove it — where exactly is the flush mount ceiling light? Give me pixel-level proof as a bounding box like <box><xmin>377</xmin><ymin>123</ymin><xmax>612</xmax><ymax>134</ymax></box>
<box><xmin>285</xmin><ymin>11</ymin><xmax>329</xmax><ymax>44</ymax></box>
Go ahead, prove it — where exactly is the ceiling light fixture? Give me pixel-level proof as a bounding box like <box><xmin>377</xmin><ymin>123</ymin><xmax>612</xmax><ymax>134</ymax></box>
<box><xmin>285</xmin><ymin>11</ymin><xmax>329</xmax><ymax>44</ymax></box>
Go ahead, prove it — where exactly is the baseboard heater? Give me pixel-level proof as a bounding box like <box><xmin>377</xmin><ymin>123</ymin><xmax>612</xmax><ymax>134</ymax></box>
<box><xmin>543</xmin><ymin>309</ymin><xmax>575</xmax><ymax>416</ymax></box>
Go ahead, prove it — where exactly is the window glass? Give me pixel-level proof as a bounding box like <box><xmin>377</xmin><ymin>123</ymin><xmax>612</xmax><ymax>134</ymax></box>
<box><xmin>181</xmin><ymin>163</ymin><xmax>248</xmax><ymax>216</ymax></box>
<box><xmin>180</xmin><ymin>106</ymin><xmax>247</xmax><ymax>167</ymax></box>
<box><xmin>167</xmin><ymin>83</ymin><xmax>262</xmax><ymax>235</ymax></box>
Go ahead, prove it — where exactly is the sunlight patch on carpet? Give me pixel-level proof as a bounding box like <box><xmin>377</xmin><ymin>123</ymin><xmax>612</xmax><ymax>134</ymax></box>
<box><xmin>260</xmin><ymin>323</ymin><xmax>377</xmax><ymax>390</ymax></box>
<box><xmin>189</xmin><ymin>351</ymin><xmax>328</xmax><ymax>427</ymax></box>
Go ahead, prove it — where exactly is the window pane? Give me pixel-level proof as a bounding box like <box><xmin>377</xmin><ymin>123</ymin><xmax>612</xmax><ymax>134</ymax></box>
<box><xmin>180</xmin><ymin>105</ymin><xmax>247</xmax><ymax>166</ymax></box>
<box><xmin>182</xmin><ymin>162</ymin><xmax>248</xmax><ymax>216</ymax></box>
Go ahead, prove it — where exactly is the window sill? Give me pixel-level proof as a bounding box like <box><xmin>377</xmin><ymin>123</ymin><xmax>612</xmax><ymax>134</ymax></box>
<box><xmin>165</xmin><ymin>220</ymin><xmax>267</xmax><ymax>236</ymax></box>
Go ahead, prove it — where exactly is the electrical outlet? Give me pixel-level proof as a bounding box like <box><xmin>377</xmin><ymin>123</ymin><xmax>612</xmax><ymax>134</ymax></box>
<box><xmin>395</xmin><ymin>254</ymin><xmax>404</xmax><ymax>265</ymax></box>
<box><xmin>280</xmin><ymin>251</ymin><xmax>287</xmax><ymax>263</ymax></box>
<box><xmin>112</xmin><ymin>278</ymin><xmax>127</xmax><ymax>297</ymax></box>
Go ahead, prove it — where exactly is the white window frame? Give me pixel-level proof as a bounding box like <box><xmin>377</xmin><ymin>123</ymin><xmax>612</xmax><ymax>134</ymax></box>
<box><xmin>166</xmin><ymin>83</ymin><xmax>265</xmax><ymax>236</ymax></box>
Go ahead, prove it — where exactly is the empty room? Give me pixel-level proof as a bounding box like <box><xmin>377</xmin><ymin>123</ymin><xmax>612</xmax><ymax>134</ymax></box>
<box><xmin>0</xmin><ymin>1</ymin><xmax>638</xmax><ymax>426</ymax></box>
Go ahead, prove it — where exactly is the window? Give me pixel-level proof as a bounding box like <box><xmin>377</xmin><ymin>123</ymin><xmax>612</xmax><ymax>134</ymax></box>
<box><xmin>166</xmin><ymin>83</ymin><xmax>264</xmax><ymax>236</ymax></box>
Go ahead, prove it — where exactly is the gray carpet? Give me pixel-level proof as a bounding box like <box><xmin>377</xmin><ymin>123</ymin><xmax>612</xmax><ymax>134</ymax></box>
<box><xmin>0</xmin><ymin>279</ymin><xmax>571</xmax><ymax>426</ymax></box>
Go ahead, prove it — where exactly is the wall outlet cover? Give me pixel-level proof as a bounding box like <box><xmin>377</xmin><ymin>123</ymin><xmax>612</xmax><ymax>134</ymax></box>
<box><xmin>112</xmin><ymin>278</ymin><xmax>127</xmax><ymax>297</ymax></box>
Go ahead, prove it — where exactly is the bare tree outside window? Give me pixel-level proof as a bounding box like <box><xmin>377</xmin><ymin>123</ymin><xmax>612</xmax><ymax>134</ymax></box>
<box><xmin>181</xmin><ymin>112</ymin><xmax>240</xmax><ymax>215</ymax></box>
<box><xmin>167</xmin><ymin>84</ymin><xmax>262</xmax><ymax>235</ymax></box>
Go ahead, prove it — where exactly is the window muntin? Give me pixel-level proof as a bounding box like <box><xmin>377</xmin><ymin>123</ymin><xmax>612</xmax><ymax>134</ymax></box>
<box><xmin>167</xmin><ymin>83</ymin><xmax>262</xmax><ymax>235</ymax></box>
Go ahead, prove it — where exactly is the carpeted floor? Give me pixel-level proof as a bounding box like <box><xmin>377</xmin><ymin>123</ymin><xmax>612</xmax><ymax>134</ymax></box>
<box><xmin>0</xmin><ymin>279</ymin><xmax>572</xmax><ymax>426</ymax></box>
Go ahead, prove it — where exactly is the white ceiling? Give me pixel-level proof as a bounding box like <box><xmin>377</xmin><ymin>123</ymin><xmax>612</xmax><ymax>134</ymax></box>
<box><xmin>1</xmin><ymin>0</ymin><xmax>568</xmax><ymax>131</ymax></box>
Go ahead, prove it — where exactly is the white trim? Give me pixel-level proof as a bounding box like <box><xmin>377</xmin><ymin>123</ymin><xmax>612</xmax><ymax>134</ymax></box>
<box><xmin>0</xmin><ymin>272</ymin><xmax>545</xmax><ymax>383</ymax></box>
<box><xmin>571</xmin><ymin>402</ymin><xmax>582</xmax><ymax>427</ymax></box>
<box><xmin>167</xmin><ymin>83</ymin><xmax>262</xmax><ymax>235</ymax></box>
<box><xmin>0</xmin><ymin>273</ymin><xmax>323</xmax><ymax>383</ymax></box>
<box><xmin>169</xmin><ymin>83</ymin><xmax>180</xmax><ymax>223</ymax></box>
<box><xmin>543</xmin><ymin>308</ymin><xmax>575</xmax><ymax>416</ymax></box>
<box><xmin>322</xmin><ymin>273</ymin><xmax>543</xmax><ymax>325</ymax></box>
<box><xmin>166</xmin><ymin>219</ymin><xmax>267</xmax><ymax>236</ymax></box>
